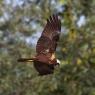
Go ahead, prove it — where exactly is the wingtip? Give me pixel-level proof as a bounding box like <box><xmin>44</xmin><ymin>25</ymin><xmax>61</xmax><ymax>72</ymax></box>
<box><xmin>46</xmin><ymin>14</ymin><xmax>61</xmax><ymax>32</ymax></box>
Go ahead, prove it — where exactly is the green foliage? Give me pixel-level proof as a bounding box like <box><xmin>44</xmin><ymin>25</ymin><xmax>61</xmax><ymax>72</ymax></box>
<box><xmin>0</xmin><ymin>0</ymin><xmax>95</xmax><ymax>95</ymax></box>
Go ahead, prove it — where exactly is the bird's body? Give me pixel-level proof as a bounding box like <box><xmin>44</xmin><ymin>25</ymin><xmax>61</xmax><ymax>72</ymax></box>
<box><xmin>33</xmin><ymin>60</ymin><xmax>55</xmax><ymax>75</ymax></box>
<box><xmin>18</xmin><ymin>14</ymin><xmax>61</xmax><ymax>75</ymax></box>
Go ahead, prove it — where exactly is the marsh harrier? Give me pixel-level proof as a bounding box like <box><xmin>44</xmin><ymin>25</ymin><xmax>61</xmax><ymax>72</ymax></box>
<box><xmin>18</xmin><ymin>14</ymin><xmax>61</xmax><ymax>75</ymax></box>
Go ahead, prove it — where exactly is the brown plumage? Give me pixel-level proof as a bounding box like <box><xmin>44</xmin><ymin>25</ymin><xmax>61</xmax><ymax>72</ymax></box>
<box><xmin>18</xmin><ymin>14</ymin><xmax>61</xmax><ymax>75</ymax></box>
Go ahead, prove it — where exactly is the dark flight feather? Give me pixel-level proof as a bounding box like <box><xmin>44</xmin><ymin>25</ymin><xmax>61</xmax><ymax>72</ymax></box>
<box><xmin>36</xmin><ymin>14</ymin><xmax>61</xmax><ymax>55</ymax></box>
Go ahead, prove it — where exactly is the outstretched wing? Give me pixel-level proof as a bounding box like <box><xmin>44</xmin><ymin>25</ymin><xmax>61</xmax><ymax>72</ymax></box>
<box><xmin>36</xmin><ymin>14</ymin><xmax>61</xmax><ymax>55</ymax></box>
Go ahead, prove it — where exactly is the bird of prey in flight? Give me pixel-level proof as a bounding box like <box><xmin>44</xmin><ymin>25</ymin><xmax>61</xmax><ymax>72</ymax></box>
<box><xmin>18</xmin><ymin>14</ymin><xmax>61</xmax><ymax>75</ymax></box>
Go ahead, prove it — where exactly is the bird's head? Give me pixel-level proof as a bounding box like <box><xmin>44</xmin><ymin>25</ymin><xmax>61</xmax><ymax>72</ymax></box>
<box><xmin>56</xmin><ymin>59</ymin><xmax>60</xmax><ymax>65</ymax></box>
<box><xmin>51</xmin><ymin>59</ymin><xmax>60</xmax><ymax>66</ymax></box>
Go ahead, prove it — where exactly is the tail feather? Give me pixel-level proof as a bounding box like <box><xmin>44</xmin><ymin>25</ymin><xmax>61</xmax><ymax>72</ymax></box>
<box><xmin>17</xmin><ymin>58</ymin><xmax>34</xmax><ymax>62</ymax></box>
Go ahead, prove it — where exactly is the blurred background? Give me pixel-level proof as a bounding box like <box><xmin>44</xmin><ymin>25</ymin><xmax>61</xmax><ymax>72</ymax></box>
<box><xmin>0</xmin><ymin>0</ymin><xmax>95</xmax><ymax>95</ymax></box>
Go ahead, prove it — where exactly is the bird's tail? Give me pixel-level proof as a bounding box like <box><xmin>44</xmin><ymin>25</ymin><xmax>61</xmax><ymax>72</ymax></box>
<box><xmin>17</xmin><ymin>58</ymin><xmax>34</xmax><ymax>62</ymax></box>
